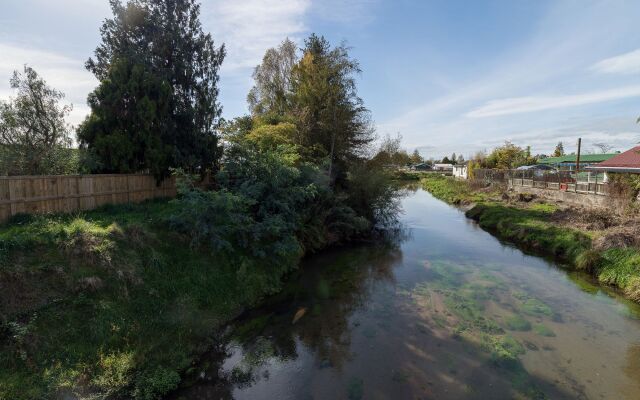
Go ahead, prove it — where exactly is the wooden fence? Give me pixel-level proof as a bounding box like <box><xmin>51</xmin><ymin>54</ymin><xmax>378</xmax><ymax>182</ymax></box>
<box><xmin>0</xmin><ymin>174</ymin><xmax>179</xmax><ymax>224</ymax></box>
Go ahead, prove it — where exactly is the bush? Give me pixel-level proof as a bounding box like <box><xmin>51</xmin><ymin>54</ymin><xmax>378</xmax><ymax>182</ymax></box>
<box><xmin>133</xmin><ymin>367</ymin><xmax>180</xmax><ymax>400</ymax></box>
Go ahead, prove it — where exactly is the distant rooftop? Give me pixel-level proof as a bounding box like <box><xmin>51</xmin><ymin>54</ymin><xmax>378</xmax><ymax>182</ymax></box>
<box><xmin>587</xmin><ymin>146</ymin><xmax>640</xmax><ymax>172</ymax></box>
<box><xmin>538</xmin><ymin>153</ymin><xmax>618</xmax><ymax>165</ymax></box>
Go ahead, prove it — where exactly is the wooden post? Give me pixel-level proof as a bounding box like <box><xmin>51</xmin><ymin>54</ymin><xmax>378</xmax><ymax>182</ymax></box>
<box><xmin>575</xmin><ymin>138</ymin><xmax>581</xmax><ymax>192</ymax></box>
<box><xmin>126</xmin><ymin>175</ymin><xmax>131</xmax><ymax>204</ymax></box>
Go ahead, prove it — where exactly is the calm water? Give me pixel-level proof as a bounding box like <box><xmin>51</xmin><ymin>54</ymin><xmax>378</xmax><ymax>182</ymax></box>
<box><xmin>171</xmin><ymin>188</ymin><xmax>640</xmax><ymax>400</ymax></box>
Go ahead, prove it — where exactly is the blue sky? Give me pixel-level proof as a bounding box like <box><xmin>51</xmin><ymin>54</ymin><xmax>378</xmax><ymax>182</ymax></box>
<box><xmin>1</xmin><ymin>0</ymin><xmax>639</xmax><ymax>158</ymax></box>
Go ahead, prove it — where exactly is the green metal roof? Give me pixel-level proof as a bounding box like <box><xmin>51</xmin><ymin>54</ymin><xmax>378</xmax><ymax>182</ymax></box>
<box><xmin>538</xmin><ymin>153</ymin><xmax>618</xmax><ymax>164</ymax></box>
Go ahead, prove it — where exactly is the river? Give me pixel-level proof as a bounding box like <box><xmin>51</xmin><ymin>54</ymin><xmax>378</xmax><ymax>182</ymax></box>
<box><xmin>170</xmin><ymin>188</ymin><xmax>640</xmax><ymax>400</ymax></box>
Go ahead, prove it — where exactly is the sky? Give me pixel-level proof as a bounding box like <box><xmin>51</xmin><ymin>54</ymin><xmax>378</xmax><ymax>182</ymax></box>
<box><xmin>1</xmin><ymin>0</ymin><xmax>639</xmax><ymax>158</ymax></box>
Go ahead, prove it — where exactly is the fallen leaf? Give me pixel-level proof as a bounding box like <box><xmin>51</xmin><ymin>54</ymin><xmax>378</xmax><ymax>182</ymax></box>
<box><xmin>292</xmin><ymin>307</ymin><xmax>307</xmax><ymax>324</ymax></box>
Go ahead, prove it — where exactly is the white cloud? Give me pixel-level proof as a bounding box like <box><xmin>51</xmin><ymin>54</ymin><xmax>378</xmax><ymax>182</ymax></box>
<box><xmin>591</xmin><ymin>48</ymin><xmax>640</xmax><ymax>75</ymax></box>
<box><xmin>203</xmin><ymin>0</ymin><xmax>311</xmax><ymax>73</ymax></box>
<box><xmin>465</xmin><ymin>86</ymin><xmax>640</xmax><ymax>118</ymax></box>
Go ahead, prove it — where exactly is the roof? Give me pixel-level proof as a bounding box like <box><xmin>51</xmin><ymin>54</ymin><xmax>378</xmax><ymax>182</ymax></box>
<box><xmin>516</xmin><ymin>164</ymin><xmax>556</xmax><ymax>171</ymax></box>
<box><xmin>538</xmin><ymin>153</ymin><xmax>618</xmax><ymax>164</ymax></box>
<box><xmin>587</xmin><ymin>146</ymin><xmax>640</xmax><ymax>172</ymax></box>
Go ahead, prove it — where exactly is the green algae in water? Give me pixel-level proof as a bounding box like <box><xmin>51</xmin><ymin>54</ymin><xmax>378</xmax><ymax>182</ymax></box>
<box><xmin>533</xmin><ymin>324</ymin><xmax>556</xmax><ymax>337</ymax></box>
<box><xmin>505</xmin><ymin>315</ymin><xmax>532</xmax><ymax>331</ymax></box>
<box><xmin>520</xmin><ymin>298</ymin><xmax>554</xmax><ymax>317</ymax></box>
<box><xmin>481</xmin><ymin>334</ymin><xmax>525</xmax><ymax>366</ymax></box>
<box><xmin>347</xmin><ymin>377</ymin><xmax>364</xmax><ymax>400</ymax></box>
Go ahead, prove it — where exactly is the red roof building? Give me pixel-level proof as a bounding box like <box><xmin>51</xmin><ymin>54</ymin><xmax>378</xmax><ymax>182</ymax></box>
<box><xmin>587</xmin><ymin>146</ymin><xmax>640</xmax><ymax>173</ymax></box>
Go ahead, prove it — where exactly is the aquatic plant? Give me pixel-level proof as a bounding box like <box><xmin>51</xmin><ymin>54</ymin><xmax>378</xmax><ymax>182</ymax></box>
<box><xmin>533</xmin><ymin>324</ymin><xmax>556</xmax><ymax>337</ymax></box>
<box><xmin>505</xmin><ymin>315</ymin><xmax>532</xmax><ymax>331</ymax></box>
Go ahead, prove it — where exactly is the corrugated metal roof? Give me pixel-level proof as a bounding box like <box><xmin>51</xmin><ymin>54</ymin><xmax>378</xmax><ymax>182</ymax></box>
<box><xmin>589</xmin><ymin>146</ymin><xmax>640</xmax><ymax>169</ymax></box>
<box><xmin>538</xmin><ymin>153</ymin><xmax>618</xmax><ymax>164</ymax></box>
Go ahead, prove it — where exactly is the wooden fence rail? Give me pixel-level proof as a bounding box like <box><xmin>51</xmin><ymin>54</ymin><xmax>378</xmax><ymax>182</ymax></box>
<box><xmin>0</xmin><ymin>174</ymin><xmax>179</xmax><ymax>224</ymax></box>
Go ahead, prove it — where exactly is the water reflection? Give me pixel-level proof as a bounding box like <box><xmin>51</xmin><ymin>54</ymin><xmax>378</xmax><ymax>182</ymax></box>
<box><xmin>170</xmin><ymin>189</ymin><xmax>640</xmax><ymax>400</ymax></box>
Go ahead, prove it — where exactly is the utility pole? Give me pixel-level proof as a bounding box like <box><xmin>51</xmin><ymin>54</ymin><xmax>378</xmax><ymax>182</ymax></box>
<box><xmin>575</xmin><ymin>137</ymin><xmax>582</xmax><ymax>174</ymax></box>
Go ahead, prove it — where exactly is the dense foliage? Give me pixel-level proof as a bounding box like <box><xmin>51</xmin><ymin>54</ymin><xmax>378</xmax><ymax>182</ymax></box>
<box><xmin>78</xmin><ymin>0</ymin><xmax>225</xmax><ymax>179</ymax></box>
<box><xmin>482</xmin><ymin>141</ymin><xmax>536</xmax><ymax>169</ymax></box>
<box><xmin>0</xmin><ymin>66</ymin><xmax>75</xmax><ymax>175</ymax></box>
<box><xmin>246</xmin><ymin>36</ymin><xmax>375</xmax><ymax>185</ymax></box>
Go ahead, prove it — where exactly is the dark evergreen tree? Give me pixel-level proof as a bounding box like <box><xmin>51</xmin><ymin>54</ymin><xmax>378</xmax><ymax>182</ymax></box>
<box><xmin>79</xmin><ymin>0</ymin><xmax>225</xmax><ymax>179</ymax></box>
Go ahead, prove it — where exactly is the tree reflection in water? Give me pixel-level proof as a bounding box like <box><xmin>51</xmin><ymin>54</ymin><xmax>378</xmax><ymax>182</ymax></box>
<box><xmin>169</xmin><ymin>244</ymin><xmax>403</xmax><ymax>399</ymax></box>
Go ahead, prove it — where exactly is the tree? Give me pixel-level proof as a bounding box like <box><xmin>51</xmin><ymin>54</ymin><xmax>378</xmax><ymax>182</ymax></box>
<box><xmin>80</xmin><ymin>0</ymin><xmax>225</xmax><ymax>178</ymax></box>
<box><xmin>456</xmin><ymin>154</ymin><xmax>465</xmax><ymax>164</ymax></box>
<box><xmin>78</xmin><ymin>59</ymin><xmax>174</xmax><ymax>177</ymax></box>
<box><xmin>370</xmin><ymin>134</ymin><xmax>410</xmax><ymax>167</ymax></box>
<box><xmin>248</xmin><ymin>38</ymin><xmax>297</xmax><ymax>116</ymax></box>
<box><xmin>290</xmin><ymin>34</ymin><xmax>374</xmax><ymax>184</ymax></box>
<box><xmin>485</xmin><ymin>141</ymin><xmax>534</xmax><ymax>169</ymax></box>
<box><xmin>410</xmin><ymin>149</ymin><xmax>423</xmax><ymax>164</ymax></box>
<box><xmin>441</xmin><ymin>156</ymin><xmax>451</xmax><ymax>164</ymax></box>
<box><xmin>451</xmin><ymin>153</ymin><xmax>456</xmax><ymax>164</ymax></box>
<box><xmin>553</xmin><ymin>142</ymin><xmax>565</xmax><ymax>157</ymax></box>
<box><xmin>593</xmin><ymin>142</ymin><xmax>613</xmax><ymax>154</ymax></box>
<box><xmin>0</xmin><ymin>66</ymin><xmax>73</xmax><ymax>175</ymax></box>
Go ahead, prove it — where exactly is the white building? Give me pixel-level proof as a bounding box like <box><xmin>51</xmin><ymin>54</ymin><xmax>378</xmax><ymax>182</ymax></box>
<box><xmin>453</xmin><ymin>164</ymin><xmax>468</xmax><ymax>179</ymax></box>
<box><xmin>433</xmin><ymin>163</ymin><xmax>454</xmax><ymax>172</ymax></box>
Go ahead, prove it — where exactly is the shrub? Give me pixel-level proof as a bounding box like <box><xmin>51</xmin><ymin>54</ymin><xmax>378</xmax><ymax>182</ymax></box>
<box><xmin>133</xmin><ymin>367</ymin><xmax>180</xmax><ymax>400</ymax></box>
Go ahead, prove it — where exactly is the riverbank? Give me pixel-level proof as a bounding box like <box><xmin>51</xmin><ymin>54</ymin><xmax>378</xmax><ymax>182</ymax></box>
<box><xmin>0</xmin><ymin>200</ymin><xmax>308</xmax><ymax>399</ymax></box>
<box><xmin>421</xmin><ymin>175</ymin><xmax>640</xmax><ymax>303</ymax></box>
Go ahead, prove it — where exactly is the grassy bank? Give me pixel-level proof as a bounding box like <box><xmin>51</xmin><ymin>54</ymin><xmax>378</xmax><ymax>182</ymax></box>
<box><xmin>0</xmin><ymin>201</ymin><xmax>302</xmax><ymax>400</ymax></box>
<box><xmin>421</xmin><ymin>175</ymin><xmax>640</xmax><ymax>303</ymax></box>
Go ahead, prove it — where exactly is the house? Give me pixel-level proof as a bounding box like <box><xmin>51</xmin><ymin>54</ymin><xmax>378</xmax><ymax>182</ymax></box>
<box><xmin>586</xmin><ymin>146</ymin><xmax>640</xmax><ymax>181</ymax></box>
<box><xmin>433</xmin><ymin>163</ymin><xmax>454</xmax><ymax>172</ymax></box>
<box><xmin>537</xmin><ymin>153</ymin><xmax>618</xmax><ymax>171</ymax></box>
<box><xmin>452</xmin><ymin>164</ymin><xmax>468</xmax><ymax>179</ymax></box>
<box><xmin>411</xmin><ymin>163</ymin><xmax>432</xmax><ymax>171</ymax></box>
<box><xmin>515</xmin><ymin>164</ymin><xmax>557</xmax><ymax>177</ymax></box>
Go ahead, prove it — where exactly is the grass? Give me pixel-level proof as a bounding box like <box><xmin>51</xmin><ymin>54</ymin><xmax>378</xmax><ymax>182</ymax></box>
<box><xmin>0</xmin><ymin>200</ymin><xmax>300</xmax><ymax>400</ymax></box>
<box><xmin>420</xmin><ymin>174</ymin><xmax>489</xmax><ymax>204</ymax></box>
<box><xmin>421</xmin><ymin>175</ymin><xmax>640</xmax><ymax>306</ymax></box>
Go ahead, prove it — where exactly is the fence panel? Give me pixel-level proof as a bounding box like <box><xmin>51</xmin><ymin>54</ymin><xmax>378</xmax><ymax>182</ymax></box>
<box><xmin>506</xmin><ymin>169</ymin><xmax>608</xmax><ymax>196</ymax></box>
<box><xmin>0</xmin><ymin>174</ymin><xmax>181</xmax><ymax>224</ymax></box>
